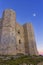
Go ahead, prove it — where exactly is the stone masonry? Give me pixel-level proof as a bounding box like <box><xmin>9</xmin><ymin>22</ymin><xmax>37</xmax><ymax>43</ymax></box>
<box><xmin>0</xmin><ymin>9</ymin><xmax>38</xmax><ymax>55</ymax></box>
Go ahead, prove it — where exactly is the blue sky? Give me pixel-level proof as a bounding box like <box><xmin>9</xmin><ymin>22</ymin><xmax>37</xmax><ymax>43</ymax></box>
<box><xmin>0</xmin><ymin>0</ymin><xmax>43</xmax><ymax>54</ymax></box>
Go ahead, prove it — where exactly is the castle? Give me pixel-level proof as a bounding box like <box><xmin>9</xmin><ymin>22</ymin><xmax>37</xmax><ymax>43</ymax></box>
<box><xmin>0</xmin><ymin>9</ymin><xmax>38</xmax><ymax>55</ymax></box>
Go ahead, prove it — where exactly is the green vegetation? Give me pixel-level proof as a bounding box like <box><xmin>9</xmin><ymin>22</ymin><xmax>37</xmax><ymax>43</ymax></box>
<box><xmin>0</xmin><ymin>55</ymin><xmax>43</xmax><ymax>65</ymax></box>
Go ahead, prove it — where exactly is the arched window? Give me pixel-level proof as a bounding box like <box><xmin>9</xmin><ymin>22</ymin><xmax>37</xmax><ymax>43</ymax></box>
<box><xmin>19</xmin><ymin>40</ymin><xmax>21</xmax><ymax>44</ymax></box>
<box><xmin>18</xmin><ymin>30</ymin><xmax>20</xmax><ymax>34</ymax></box>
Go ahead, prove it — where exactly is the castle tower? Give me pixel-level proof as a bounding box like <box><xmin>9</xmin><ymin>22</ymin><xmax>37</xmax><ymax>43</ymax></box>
<box><xmin>0</xmin><ymin>9</ymin><xmax>17</xmax><ymax>55</ymax></box>
<box><xmin>23</xmin><ymin>23</ymin><xmax>38</xmax><ymax>55</ymax></box>
<box><xmin>15</xmin><ymin>23</ymin><xmax>25</xmax><ymax>55</ymax></box>
<box><xmin>0</xmin><ymin>9</ymin><xmax>38</xmax><ymax>55</ymax></box>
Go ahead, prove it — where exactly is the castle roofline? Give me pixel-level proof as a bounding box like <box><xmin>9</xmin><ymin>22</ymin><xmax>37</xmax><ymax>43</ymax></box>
<box><xmin>3</xmin><ymin>9</ymin><xmax>16</xmax><ymax>13</ymax></box>
<box><xmin>23</xmin><ymin>22</ymin><xmax>32</xmax><ymax>26</ymax></box>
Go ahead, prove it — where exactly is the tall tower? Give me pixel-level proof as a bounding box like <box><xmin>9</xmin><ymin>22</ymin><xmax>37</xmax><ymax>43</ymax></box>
<box><xmin>23</xmin><ymin>23</ymin><xmax>38</xmax><ymax>55</ymax></box>
<box><xmin>1</xmin><ymin>9</ymin><xmax>17</xmax><ymax>55</ymax></box>
<box><xmin>0</xmin><ymin>9</ymin><xmax>38</xmax><ymax>55</ymax></box>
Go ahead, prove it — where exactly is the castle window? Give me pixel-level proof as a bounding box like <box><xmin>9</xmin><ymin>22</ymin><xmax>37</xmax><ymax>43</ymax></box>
<box><xmin>18</xmin><ymin>30</ymin><xmax>20</xmax><ymax>34</ymax></box>
<box><xmin>19</xmin><ymin>40</ymin><xmax>21</xmax><ymax>44</ymax></box>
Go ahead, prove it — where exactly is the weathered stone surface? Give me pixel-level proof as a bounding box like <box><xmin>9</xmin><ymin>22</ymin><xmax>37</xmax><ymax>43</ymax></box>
<box><xmin>0</xmin><ymin>9</ymin><xmax>38</xmax><ymax>55</ymax></box>
<box><xmin>23</xmin><ymin>23</ymin><xmax>38</xmax><ymax>55</ymax></box>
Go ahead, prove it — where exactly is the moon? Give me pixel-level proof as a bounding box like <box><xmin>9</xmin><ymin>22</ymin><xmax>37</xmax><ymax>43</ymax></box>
<box><xmin>33</xmin><ymin>13</ymin><xmax>36</xmax><ymax>17</ymax></box>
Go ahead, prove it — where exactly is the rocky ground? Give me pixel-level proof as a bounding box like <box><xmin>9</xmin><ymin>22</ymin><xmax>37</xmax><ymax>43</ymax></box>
<box><xmin>0</xmin><ymin>54</ymin><xmax>43</xmax><ymax>65</ymax></box>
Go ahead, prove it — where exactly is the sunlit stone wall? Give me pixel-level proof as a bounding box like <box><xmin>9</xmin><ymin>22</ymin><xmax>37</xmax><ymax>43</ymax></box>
<box><xmin>0</xmin><ymin>9</ymin><xmax>38</xmax><ymax>55</ymax></box>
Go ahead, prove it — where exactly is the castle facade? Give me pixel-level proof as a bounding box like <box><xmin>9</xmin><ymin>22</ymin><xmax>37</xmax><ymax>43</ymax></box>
<box><xmin>0</xmin><ymin>9</ymin><xmax>38</xmax><ymax>55</ymax></box>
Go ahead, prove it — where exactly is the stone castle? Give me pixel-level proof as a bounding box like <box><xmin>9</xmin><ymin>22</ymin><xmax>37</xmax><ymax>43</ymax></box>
<box><xmin>0</xmin><ymin>9</ymin><xmax>38</xmax><ymax>55</ymax></box>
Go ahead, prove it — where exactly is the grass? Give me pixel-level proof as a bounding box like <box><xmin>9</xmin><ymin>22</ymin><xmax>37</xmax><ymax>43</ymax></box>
<box><xmin>0</xmin><ymin>55</ymin><xmax>43</xmax><ymax>65</ymax></box>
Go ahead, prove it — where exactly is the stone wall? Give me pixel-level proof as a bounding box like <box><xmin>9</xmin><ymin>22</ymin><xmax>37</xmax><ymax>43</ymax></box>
<box><xmin>0</xmin><ymin>9</ymin><xmax>17</xmax><ymax>55</ymax></box>
<box><xmin>15</xmin><ymin>22</ymin><xmax>25</xmax><ymax>54</ymax></box>
<box><xmin>0</xmin><ymin>9</ymin><xmax>38</xmax><ymax>55</ymax></box>
<box><xmin>0</xmin><ymin>19</ymin><xmax>3</xmax><ymax>54</ymax></box>
<box><xmin>23</xmin><ymin>23</ymin><xmax>38</xmax><ymax>55</ymax></box>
